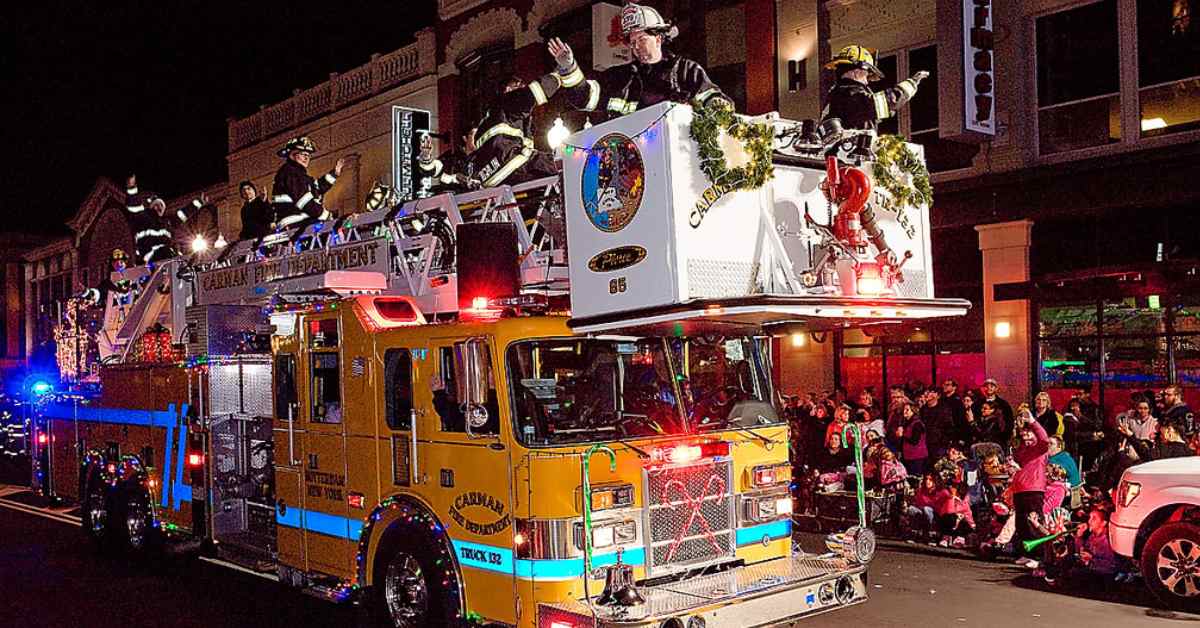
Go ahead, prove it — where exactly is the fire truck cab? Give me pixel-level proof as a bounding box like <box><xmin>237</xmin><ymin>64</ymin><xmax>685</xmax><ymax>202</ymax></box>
<box><xmin>36</xmin><ymin>102</ymin><xmax>968</xmax><ymax>628</ymax></box>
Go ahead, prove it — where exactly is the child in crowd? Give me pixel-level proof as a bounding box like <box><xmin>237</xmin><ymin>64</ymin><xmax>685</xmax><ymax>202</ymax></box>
<box><xmin>937</xmin><ymin>483</ymin><xmax>976</xmax><ymax>548</ymax></box>
<box><xmin>906</xmin><ymin>474</ymin><xmax>950</xmax><ymax>543</ymax></box>
<box><xmin>1042</xmin><ymin>503</ymin><xmax>1120</xmax><ymax>588</ymax></box>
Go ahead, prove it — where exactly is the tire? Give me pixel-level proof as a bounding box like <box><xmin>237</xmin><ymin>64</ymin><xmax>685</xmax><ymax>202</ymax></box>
<box><xmin>369</xmin><ymin>526</ymin><xmax>463</xmax><ymax>628</ymax></box>
<box><xmin>115</xmin><ymin>489</ymin><xmax>157</xmax><ymax>556</ymax></box>
<box><xmin>1140</xmin><ymin>521</ymin><xmax>1200</xmax><ymax>614</ymax></box>
<box><xmin>81</xmin><ymin>478</ymin><xmax>109</xmax><ymax>549</ymax></box>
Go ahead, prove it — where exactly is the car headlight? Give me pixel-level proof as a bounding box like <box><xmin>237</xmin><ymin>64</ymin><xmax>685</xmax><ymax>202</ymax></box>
<box><xmin>1118</xmin><ymin>481</ymin><xmax>1141</xmax><ymax>508</ymax></box>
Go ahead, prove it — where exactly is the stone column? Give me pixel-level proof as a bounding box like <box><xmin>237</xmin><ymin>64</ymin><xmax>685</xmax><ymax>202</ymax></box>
<box><xmin>975</xmin><ymin>219</ymin><xmax>1033</xmax><ymax>405</ymax></box>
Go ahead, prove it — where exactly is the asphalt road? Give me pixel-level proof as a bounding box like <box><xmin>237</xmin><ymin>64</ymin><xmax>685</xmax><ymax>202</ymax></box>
<box><xmin>0</xmin><ymin>497</ymin><xmax>1194</xmax><ymax>628</ymax></box>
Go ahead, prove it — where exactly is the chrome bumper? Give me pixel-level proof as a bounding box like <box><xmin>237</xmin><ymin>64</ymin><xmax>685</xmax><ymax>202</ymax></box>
<box><xmin>540</xmin><ymin>553</ymin><xmax>868</xmax><ymax>627</ymax></box>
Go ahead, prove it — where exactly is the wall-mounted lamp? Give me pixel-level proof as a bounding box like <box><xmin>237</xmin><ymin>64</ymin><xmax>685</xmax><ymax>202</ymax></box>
<box><xmin>791</xmin><ymin>332</ymin><xmax>807</xmax><ymax>348</ymax></box>
<box><xmin>993</xmin><ymin>321</ymin><xmax>1012</xmax><ymax>339</ymax></box>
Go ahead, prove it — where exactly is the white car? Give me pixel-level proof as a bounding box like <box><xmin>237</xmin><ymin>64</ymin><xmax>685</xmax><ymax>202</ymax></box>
<box><xmin>1110</xmin><ymin>456</ymin><xmax>1200</xmax><ymax>612</ymax></box>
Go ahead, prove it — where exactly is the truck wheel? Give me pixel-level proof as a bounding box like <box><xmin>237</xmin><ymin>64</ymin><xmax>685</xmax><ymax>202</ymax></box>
<box><xmin>116</xmin><ymin>490</ymin><xmax>156</xmax><ymax>555</ymax></box>
<box><xmin>370</xmin><ymin>530</ymin><xmax>462</xmax><ymax>627</ymax></box>
<box><xmin>1141</xmin><ymin>521</ymin><xmax>1200</xmax><ymax>614</ymax></box>
<box><xmin>81</xmin><ymin>483</ymin><xmax>109</xmax><ymax>548</ymax></box>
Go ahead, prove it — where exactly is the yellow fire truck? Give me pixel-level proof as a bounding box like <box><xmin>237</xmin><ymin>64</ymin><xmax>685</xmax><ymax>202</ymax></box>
<box><xmin>36</xmin><ymin>102</ymin><xmax>967</xmax><ymax>627</ymax></box>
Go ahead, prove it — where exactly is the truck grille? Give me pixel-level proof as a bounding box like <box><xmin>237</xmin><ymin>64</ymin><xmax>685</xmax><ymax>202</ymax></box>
<box><xmin>644</xmin><ymin>458</ymin><xmax>735</xmax><ymax>575</ymax></box>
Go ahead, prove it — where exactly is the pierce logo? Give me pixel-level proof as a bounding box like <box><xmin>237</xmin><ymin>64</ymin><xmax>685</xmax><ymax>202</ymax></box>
<box><xmin>581</xmin><ymin>133</ymin><xmax>645</xmax><ymax>233</ymax></box>
<box><xmin>588</xmin><ymin>245</ymin><xmax>647</xmax><ymax>273</ymax></box>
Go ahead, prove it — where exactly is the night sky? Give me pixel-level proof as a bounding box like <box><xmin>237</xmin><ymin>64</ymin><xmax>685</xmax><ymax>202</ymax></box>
<box><xmin>2</xmin><ymin>1</ymin><xmax>437</xmax><ymax>237</ymax></box>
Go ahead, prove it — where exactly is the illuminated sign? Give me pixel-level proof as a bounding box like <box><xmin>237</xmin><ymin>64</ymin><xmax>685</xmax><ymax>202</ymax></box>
<box><xmin>196</xmin><ymin>238</ymin><xmax>387</xmax><ymax>304</ymax></box>
<box><xmin>391</xmin><ymin>106</ymin><xmax>432</xmax><ymax>202</ymax></box>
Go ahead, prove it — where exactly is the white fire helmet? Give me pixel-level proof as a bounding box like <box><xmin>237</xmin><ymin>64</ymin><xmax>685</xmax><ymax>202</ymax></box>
<box><xmin>620</xmin><ymin>3</ymin><xmax>678</xmax><ymax>41</ymax></box>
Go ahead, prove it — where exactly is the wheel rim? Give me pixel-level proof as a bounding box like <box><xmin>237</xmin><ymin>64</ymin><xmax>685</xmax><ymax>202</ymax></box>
<box><xmin>384</xmin><ymin>553</ymin><xmax>429</xmax><ymax>627</ymax></box>
<box><xmin>87</xmin><ymin>492</ymin><xmax>107</xmax><ymax>536</ymax></box>
<box><xmin>126</xmin><ymin>500</ymin><xmax>147</xmax><ymax>550</ymax></box>
<box><xmin>1156</xmin><ymin>538</ymin><xmax>1200</xmax><ymax>598</ymax></box>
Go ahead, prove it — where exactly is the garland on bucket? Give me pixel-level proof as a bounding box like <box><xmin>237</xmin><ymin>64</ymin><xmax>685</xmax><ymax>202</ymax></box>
<box><xmin>689</xmin><ymin>100</ymin><xmax>775</xmax><ymax>191</ymax></box>
<box><xmin>871</xmin><ymin>134</ymin><xmax>933</xmax><ymax>209</ymax></box>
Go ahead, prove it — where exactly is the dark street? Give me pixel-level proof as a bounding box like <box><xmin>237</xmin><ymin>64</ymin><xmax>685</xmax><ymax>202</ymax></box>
<box><xmin>0</xmin><ymin>487</ymin><xmax>1192</xmax><ymax>628</ymax></box>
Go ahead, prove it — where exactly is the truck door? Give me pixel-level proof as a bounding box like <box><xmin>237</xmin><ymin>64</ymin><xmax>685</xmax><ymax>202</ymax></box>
<box><xmin>301</xmin><ymin>315</ymin><xmax>351</xmax><ymax>576</ymax></box>
<box><xmin>423</xmin><ymin>336</ymin><xmax>516</xmax><ymax>622</ymax></box>
<box><xmin>273</xmin><ymin>351</ymin><xmax>305</xmax><ymax>571</ymax></box>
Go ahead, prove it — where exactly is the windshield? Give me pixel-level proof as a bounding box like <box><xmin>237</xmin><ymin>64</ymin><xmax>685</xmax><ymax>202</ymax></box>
<box><xmin>506</xmin><ymin>335</ymin><xmax>780</xmax><ymax>446</ymax></box>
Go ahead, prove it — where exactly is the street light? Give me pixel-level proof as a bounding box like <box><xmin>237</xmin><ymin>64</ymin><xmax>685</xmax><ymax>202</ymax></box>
<box><xmin>547</xmin><ymin>117</ymin><xmax>570</xmax><ymax>150</ymax></box>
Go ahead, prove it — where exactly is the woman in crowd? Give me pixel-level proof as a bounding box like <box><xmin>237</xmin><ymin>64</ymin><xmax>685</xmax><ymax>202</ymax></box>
<box><xmin>967</xmin><ymin>399</ymin><xmax>1007</xmax><ymax>448</ymax></box>
<box><xmin>897</xmin><ymin>401</ymin><xmax>929</xmax><ymax>476</ymax></box>
<box><xmin>1033</xmin><ymin>392</ymin><xmax>1064</xmax><ymax>439</ymax></box>
<box><xmin>817</xmin><ymin>432</ymin><xmax>853</xmax><ymax>474</ymax></box>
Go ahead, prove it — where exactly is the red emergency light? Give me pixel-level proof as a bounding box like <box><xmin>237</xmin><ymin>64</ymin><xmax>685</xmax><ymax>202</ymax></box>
<box><xmin>36</xmin><ymin>432</ymin><xmax>48</xmax><ymax>445</ymax></box>
<box><xmin>649</xmin><ymin>441</ymin><xmax>730</xmax><ymax>466</ymax></box>
<box><xmin>347</xmin><ymin>492</ymin><xmax>366</xmax><ymax>509</ymax></box>
<box><xmin>855</xmin><ymin>262</ymin><xmax>884</xmax><ymax>296</ymax></box>
<box><xmin>187</xmin><ymin>453</ymin><xmax>205</xmax><ymax>468</ymax></box>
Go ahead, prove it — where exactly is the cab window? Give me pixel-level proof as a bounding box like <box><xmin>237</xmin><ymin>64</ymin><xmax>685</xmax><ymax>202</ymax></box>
<box><xmin>435</xmin><ymin>344</ymin><xmax>499</xmax><ymax>434</ymax></box>
<box><xmin>384</xmin><ymin>349</ymin><xmax>413</xmax><ymax>430</ymax></box>
<box><xmin>275</xmin><ymin>354</ymin><xmax>298</xmax><ymax>421</ymax></box>
<box><xmin>311</xmin><ymin>353</ymin><xmax>342</xmax><ymax>424</ymax></box>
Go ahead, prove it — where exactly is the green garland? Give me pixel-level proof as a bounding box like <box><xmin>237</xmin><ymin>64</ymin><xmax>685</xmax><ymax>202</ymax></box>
<box><xmin>871</xmin><ymin>134</ymin><xmax>933</xmax><ymax>209</ymax></box>
<box><xmin>689</xmin><ymin>100</ymin><xmax>775</xmax><ymax>190</ymax></box>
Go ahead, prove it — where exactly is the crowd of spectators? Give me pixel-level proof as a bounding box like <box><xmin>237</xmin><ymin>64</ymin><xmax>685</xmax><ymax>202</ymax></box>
<box><xmin>784</xmin><ymin>379</ymin><xmax>1198</xmax><ymax>587</ymax></box>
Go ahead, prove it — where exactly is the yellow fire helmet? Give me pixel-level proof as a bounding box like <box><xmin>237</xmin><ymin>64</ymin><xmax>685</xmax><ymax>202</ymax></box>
<box><xmin>825</xmin><ymin>45</ymin><xmax>885</xmax><ymax>81</ymax></box>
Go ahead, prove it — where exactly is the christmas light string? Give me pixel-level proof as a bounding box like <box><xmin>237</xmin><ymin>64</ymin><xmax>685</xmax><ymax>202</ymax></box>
<box><xmin>559</xmin><ymin>103</ymin><xmax>678</xmax><ymax>158</ymax></box>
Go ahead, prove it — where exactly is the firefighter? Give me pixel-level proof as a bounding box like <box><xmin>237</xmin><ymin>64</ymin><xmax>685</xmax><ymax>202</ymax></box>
<box><xmin>563</xmin><ymin>2</ymin><xmax>731</xmax><ymax>120</ymax></box>
<box><xmin>417</xmin><ymin>130</ymin><xmax>476</xmax><ymax>193</ymax></box>
<box><xmin>271</xmin><ymin>135</ymin><xmax>345</xmax><ymax>236</ymax></box>
<box><xmin>460</xmin><ymin>37</ymin><xmax>586</xmax><ymax>188</ymax></box>
<box><xmin>237</xmin><ymin>180</ymin><xmax>273</xmax><ymax>241</ymax></box>
<box><xmin>124</xmin><ymin>174</ymin><xmax>180</xmax><ymax>264</ymax></box>
<box><xmin>78</xmin><ymin>249</ymin><xmax>132</xmax><ymax>309</ymax></box>
<box><xmin>821</xmin><ymin>45</ymin><xmax>929</xmax><ymax>131</ymax></box>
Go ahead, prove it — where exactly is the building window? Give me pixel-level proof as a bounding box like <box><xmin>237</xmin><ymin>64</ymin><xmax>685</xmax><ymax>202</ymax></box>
<box><xmin>458</xmin><ymin>45</ymin><xmax>516</xmax><ymax>139</ymax></box>
<box><xmin>1036</xmin><ymin>0</ymin><xmax>1121</xmax><ymax>155</ymax></box>
<box><xmin>1138</xmin><ymin>0</ymin><xmax>1200</xmax><ymax>136</ymax></box>
<box><xmin>875</xmin><ymin>46</ymin><xmax>978</xmax><ymax>172</ymax></box>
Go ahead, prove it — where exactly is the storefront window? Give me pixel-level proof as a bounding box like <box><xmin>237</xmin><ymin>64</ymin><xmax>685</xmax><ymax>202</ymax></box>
<box><xmin>1038</xmin><ymin>338</ymin><xmax>1100</xmax><ymax>409</ymax></box>
<box><xmin>1039</xmin><ymin>302</ymin><xmax>1098</xmax><ymax>337</ymax></box>
<box><xmin>1102</xmin><ymin>297</ymin><xmax>1167</xmax><ymax>335</ymax></box>
<box><xmin>1036</xmin><ymin>0</ymin><xmax>1121</xmax><ymax>154</ymax></box>
<box><xmin>840</xmin><ymin>345</ymin><xmax>883</xmax><ymax>399</ymax></box>
<box><xmin>1173</xmin><ymin>335</ymin><xmax>1200</xmax><ymax>409</ymax></box>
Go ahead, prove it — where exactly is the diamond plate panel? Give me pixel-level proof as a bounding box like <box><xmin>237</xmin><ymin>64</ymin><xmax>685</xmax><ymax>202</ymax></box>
<box><xmin>240</xmin><ymin>360</ymin><xmax>273</xmax><ymax>417</ymax></box>
<box><xmin>208</xmin><ymin>363</ymin><xmax>243</xmax><ymax>415</ymax></box>
<box><xmin>687</xmin><ymin>259</ymin><xmax>759</xmax><ymax>299</ymax></box>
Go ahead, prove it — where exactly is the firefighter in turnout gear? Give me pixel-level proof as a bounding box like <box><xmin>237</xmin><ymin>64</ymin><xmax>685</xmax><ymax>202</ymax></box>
<box><xmin>462</xmin><ymin>37</ymin><xmax>585</xmax><ymax>188</ymax></box>
<box><xmin>237</xmin><ymin>180</ymin><xmax>273</xmax><ymax>242</ymax></box>
<box><xmin>564</xmin><ymin>2</ymin><xmax>731</xmax><ymax>120</ymax></box>
<box><xmin>78</xmin><ymin>249</ymin><xmax>132</xmax><ymax>308</ymax></box>
<box><xmin>124</xmin><ymin>174</ymin><xmax>185</xmax><ymax>264</ymax></box>
<box><xmin>821</xmin><ymin>45</ymin><xmax>928</xmax><ymax>131</ymax></box>
<box><xmin>417</xmin><ymin>130</ymin><xmax>476</xmax><ymax>193</ymax></box>
<box><xmin>271</xmin><ymin>135</ymin><xmax>345</xmax><ymax>236</ymax></box>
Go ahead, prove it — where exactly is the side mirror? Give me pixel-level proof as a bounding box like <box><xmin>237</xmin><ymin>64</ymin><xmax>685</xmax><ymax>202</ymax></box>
<box><xmin>453</xmin><ymin>338</ymin><xmax>492</xmax><ymax>435</ymax></box>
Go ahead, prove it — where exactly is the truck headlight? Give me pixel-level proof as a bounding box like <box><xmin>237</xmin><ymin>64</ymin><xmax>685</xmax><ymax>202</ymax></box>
<box><xmin>1118</xmin><ymin>481</ymin><xmax>1141</xmax><ymax>508</ymax></box>
<box><xmin>582</xmin><ymin>520</ymin><xmax>637</xmax><ymax>550</ymax></box>
<box><xmin>743</xmin><ymin>492</ymin><xmax>793</xmax><ymax>523</ymax></box>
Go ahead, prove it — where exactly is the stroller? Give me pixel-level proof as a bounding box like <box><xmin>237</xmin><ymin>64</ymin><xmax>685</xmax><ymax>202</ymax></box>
<box><xmin>970</xmin><ymin>442</ymin><xmax>1010</xmax><ymax>551</ymax></box>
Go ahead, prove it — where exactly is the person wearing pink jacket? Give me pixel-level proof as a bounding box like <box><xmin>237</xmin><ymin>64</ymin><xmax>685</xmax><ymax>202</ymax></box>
<box><xmin>936</xmin><ymin>484</ymin><xmax>976</xmax><ymax>547</ymax></box>
<box><xmin>1010</xmin><ymin>410</ymin><xmax>1050</xmax><ymax>563</ymax></box>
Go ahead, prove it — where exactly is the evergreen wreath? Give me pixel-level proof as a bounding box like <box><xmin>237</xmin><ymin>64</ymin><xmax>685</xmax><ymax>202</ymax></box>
<box><xmin>689</xmin><ymin>100</ymin><xmax>775</xmax><ymax>190</ymax></box>
<box><xmin>871</xmin><ymin>134</ymin><xmax>933</xmax><ymax>209</ymax></box>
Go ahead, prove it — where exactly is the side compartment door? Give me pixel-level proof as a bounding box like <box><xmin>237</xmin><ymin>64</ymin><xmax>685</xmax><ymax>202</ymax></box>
<box><xmin>273</xmin><ymin>352</ymin><xmax>306</xmax><ymax>570</ymax></box>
